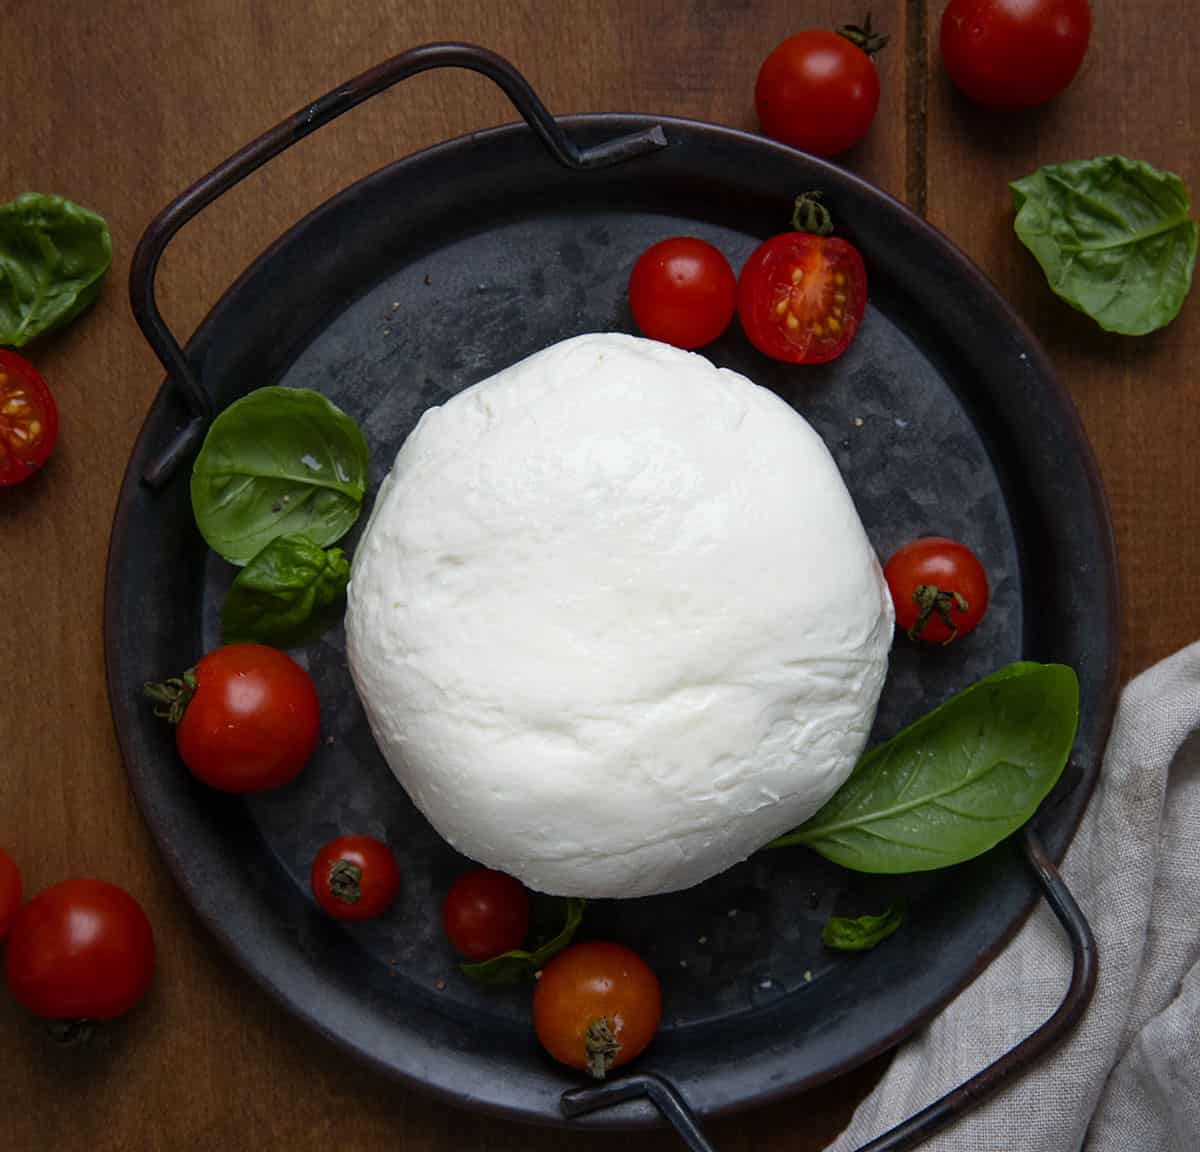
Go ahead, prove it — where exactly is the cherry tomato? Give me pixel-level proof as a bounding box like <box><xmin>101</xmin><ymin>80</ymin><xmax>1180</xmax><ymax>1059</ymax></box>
<box><xmin>755</xmin><ymin>26</ymin><xmax>884</xmax><ymax>156</ymax></box>
<box><xmin>737</xmin><ymin>231</ymin><xmax>867</xmax><ymax>364</ymax></box>
<box><xmin>0</xmin><ymin>848</ymin><xmax>21</xmax><ymax>942</ymax></box>
<box><xmin>0</xmin><ymin>350</ymin><xmax>58</xmax><ymax>486</ymax></box>
<box><xmin>442</xmin><ymin>868</ymin><xmax>531</xmax><ymax>961</ymax></box>
<box><xmin>310</xmin><ymin>835</ymin><xmax>400</xmax><ymax>921</ymax></box>
<box><xmin>5</xmin><ymin>879</ymin><xmax>155</xmax><ymax>1021</ymax></box>
<box><xmin>533</xmin><ymin>941</ymin><xmax>661</xmax><ymax>1079</ymax></box>
<box><xmin>940</xmin><ymin>0</ymin><xmax>1091</xmax><ymax>107</ymax></box>
<box><xmin>146</xmin><ymin>643</ymin><xmax>320</xmax><ymax>793</ymax></box>
<box><xmin>627</xmin><ymin>237</ymin><xmax>736</xmax><ymax>349</ymax></box>
<box><xmin>884</xmin><ymin>537</ymin><xmax>990</xmax><ymax>645</ymax></box>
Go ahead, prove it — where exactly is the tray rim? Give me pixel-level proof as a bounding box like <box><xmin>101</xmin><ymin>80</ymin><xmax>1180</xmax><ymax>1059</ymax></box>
<box><xmin>105</xmin><ymin>110</ymin><xmax>1121</xmax><ymax>1128</ymax></box>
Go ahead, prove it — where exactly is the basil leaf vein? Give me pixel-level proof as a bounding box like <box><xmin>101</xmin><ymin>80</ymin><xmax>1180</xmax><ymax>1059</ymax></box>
<box><xmin>191</xmin><ymin>386</ymin><xmax>369</xmax><ymax>565</ymax></box>
<box><xmin>1011</xmin><ymin>155</ymin><xmax>1198</xmax><ymax>335</ymax></box>
<box><xmin>771</xmin><ymin>663</ymin><xmax>1079</xmax><ymax>873</ymax></box>
<box><xmin>221</xmin><ymin>533</ymin><xmax>350</xmax><ymax>648</ymax></box>
<box><xmin>0</xmin><ymin>193</ymin><xmax>112</xmax><ymax>347</ymax></box>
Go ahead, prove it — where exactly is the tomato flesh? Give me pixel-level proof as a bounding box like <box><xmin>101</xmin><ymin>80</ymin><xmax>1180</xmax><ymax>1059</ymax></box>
<box><xmin>442</xmin><ymin>868</ymin><xmax>531</xmax><ymax>961</ymax></box>
<box><xmin>5</xmin><ymin>879</ymin><xmax>155</xmax><ymax>1021</ymax></box>
<box><xmin>737</xmin><ymin>233</ymin><xmax>867</xmax><ymax>364</ymax></box>
<box><xmin>533</xmin><ymin>941</ymin><xmax>661</xmax><ymax>1079</ymax></box>
<box><xmin>0</xmin><ymin>350</ymin><xmax>58</xmax><ymax>485</ymax></box>
<box><xmin>0</xmin><ymin>848</ymin><xmax>21</xmax><ymax>942</ymax></box>
<box><xmin>884</xmin><ymin>537</ymin><xmax>990</xmax><ymax>645</ymax></box>
<box><xmin>311</xmin><ymin>835</ymin><xmax>400</xmax><ymax>921</ymax></box>
<box><xmin>940</xmin><ymin>0</ymin><xmax>1091</xmax><ymax>107</ymax></box>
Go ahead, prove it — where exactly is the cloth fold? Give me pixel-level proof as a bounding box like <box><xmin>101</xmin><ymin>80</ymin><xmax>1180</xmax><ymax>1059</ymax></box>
<box><xmin>828</xmin><ymin>642</ymin><xmax>1200</xmax><ymax>1152</ymax></box>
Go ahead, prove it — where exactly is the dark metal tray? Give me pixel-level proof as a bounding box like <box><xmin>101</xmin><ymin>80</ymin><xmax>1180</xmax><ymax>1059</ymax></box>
<box><xmin>106</xmin><ymin>44</ymin><xmax>1118</xmax><ymax>1149</ymax></box>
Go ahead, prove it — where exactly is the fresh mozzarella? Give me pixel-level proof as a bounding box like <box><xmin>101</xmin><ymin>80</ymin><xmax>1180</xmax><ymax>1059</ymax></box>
<box><xmin>346</xmin><ymin>333</ymin><xmax>892</xmax><ymax>897</ymax></box>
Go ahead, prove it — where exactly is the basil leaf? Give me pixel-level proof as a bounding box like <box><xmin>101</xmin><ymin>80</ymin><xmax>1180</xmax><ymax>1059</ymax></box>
<box><xmin>221</xmin><ymin>533</ymin><xmax>349</xmax><ymax>648</ymax></box>
<box><xmin>191</xmin><ymin>386</ymin><xmax>369</xmax><ymax>565</ymax></box>
<box><xmin>0</xmin><ymin>193</ymin><xmax>112</xmax><ymax>347</ymax></box>
<box><xmin>822</xmin><ymin>902</ymin><xmax>905</xmax><ymax>952</ymax></box>
<box><xmin>460</xmin><ymin>898</ymin><xmax>586</xmax><ymax>985</ymax></box>
<box><xmin>772</xmin><ymin>663</ymin><xmax>1079</xmax><ymax>873</ymax></box>
<box><xmin>1011</xmin><ymin>156</ymin><xmax>1198</xmax><ymax>335</ymax></box>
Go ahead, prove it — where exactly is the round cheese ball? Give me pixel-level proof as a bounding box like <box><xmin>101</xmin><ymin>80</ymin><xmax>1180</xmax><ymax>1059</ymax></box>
<box><xmin>346</xmin><ymin>333</ymin><xmax>892</xmax><ymax>897</ymax></box>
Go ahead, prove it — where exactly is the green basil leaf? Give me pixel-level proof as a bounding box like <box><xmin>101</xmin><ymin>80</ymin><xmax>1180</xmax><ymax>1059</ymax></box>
<box><xmin>1011</xmin><ymin>156</ymin><xmax>1198</xmax><ymax>336</ymax></box>
<box><xmin>460</xmin><ymin>897</ymin><xmax>586</xmax><ymax>985</ymax></box>
<box><xmin>822</xmin><ymin>902</ymin><xmax>905</xmax><ymax>951</ymax></box>
<box><xmin>191</xmin><ymin>386</ymin><xmax>369</xmax><ymax>565</ymax></box>
<box><xmin>771</xmin><ymin>663</ymin><xmax>1079</xmax><ymax>873</ymax></box>
<box><xmin>221</xmin><ymin>533</ymin><xmax>349</xmax><ymax>648</ymax></box>
<box><xmin>0</xmin><ymin>193</ymin><xmax>112</xmax><ymax>347</ymax></box>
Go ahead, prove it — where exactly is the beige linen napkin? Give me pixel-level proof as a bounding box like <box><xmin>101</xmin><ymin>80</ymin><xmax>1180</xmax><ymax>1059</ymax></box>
<box><xmin>829</xmin><ymin>642</ymin><xmax>1200</xmax><ymax>1151</ymax></box>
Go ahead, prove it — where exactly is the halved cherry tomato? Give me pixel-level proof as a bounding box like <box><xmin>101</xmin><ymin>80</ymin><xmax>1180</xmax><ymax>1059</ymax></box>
<box><xmin>628</xmin><ymin>237</ymin><xmax>737</xmax><ymax>349</ymax></box>
<box><xmin>5</xmin><ymin>879</ymin><xmax>155</xmax><ymax>1022</ymax></box>
<box><xmin>145</xmin><ymin>643</ymin><xmax>320</xmax><ymax>793</ymax></box>
<box><xmin>884</xmin><ymin>537</ymin><xmax>990</xmax><ymax>645</ymax></box>
<box><xmin>311</xmin><ymin>835</ymin><xmax>400</xmax><ymax>921</ymax></box>
<box><xmin>0</xmin><ymin>350</ymin><xmax>58</xmax><ymax>486</ymax></box>
<box><xmin>737</xmin><ymin>232</ymin><xmax>867</xmax><ymax>364</ymax></box>
<box><xmin>533</xmin><ymin>940</ymin><xmax>661</xmax><ymax>1079</ymax></box>
<box><xmin>0</xmin><ymin>848</ymin><xmax>21</xmax><ymax>942</ymax></box>
<box><xmin>442</xmin><ymin>868</ymin><xmax>531</xmax><ymax>961</ymax></box>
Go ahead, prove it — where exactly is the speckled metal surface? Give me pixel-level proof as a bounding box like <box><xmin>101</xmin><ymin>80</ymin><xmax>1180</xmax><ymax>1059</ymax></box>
<box><xmin>107</xmin><ymin>115</ymin><xmax>1118</xmax><ymax>1127</ymax></box>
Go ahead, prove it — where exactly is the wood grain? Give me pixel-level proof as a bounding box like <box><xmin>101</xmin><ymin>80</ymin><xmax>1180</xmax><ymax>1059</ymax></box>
<box><xmin>3</xmin><ymin>2</ymin><xmax>1194</xmax><ymax>1150</ymax></box>
<box><xmin>924</xmin><ymin>0</ymin><xmax>1200</xmax><ymax>678</ymax></box>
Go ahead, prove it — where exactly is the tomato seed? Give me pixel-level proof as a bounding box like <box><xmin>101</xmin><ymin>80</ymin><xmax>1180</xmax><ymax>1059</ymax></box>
<box><xmin>785</xmin><ymin>312</ymin><xmax>800</xmax><ymax>331</ymax></box>
<box><xmin>774</xmin><ymin>298</ymin><xmax>789</xmax><ymax>317</ymax></box>
<box><xmin>833</xmin><ymin>273</ymin><xmax>846</xmax><ymax>287</ymax></box>
<box><xmin>790</xmin><ymin>267</ymin><xmax>804</xmax><ymax>285</ymax></box>
<box><xmin>833</xmin><ymin>292</ymin><xmax>847</xmax><ymax>304</ymax></box>
<box><xmin>2</xmin><ymin>399</ymin><xmax>28</xmax><ymax>415</ymax></box>
<box><xmin>827</xmin><ymin>316</ymin><xmax>842</xmax><ymax>333</ymax></box>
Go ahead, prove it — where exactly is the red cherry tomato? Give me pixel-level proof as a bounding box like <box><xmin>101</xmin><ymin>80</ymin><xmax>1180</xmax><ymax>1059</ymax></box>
<box><xmin>0</xmin><ymin>350</ymin><xmax>58</xmax><ymax>486</ymax></box>
<box><xmin>5</xmin><ymin>879</ymin><xmax>155</xmax><ymax>1021</ymax></box>
<box><xmin>147</xmin><ymin>643</ymin><xmax>320</xmax><ymax>793</ymax></box>
<box><xmin>310</xmin><ymin>835</ymin><xmax>400</xmax><ymax>921</ymax></box>
<box><xmin>0</xmin><ymin>848</ymin><xmax>21</xmax><ymax>942</ymax></box>
<box><xmin>737</xmin><ymin>232</ymin><xmax>867</xmax><ymax>364</ymax></box>
<box><xmin>628</xmin><ymin>237</ymin><xmax>736</xmax><ymax>349</ymax></box>
<box><xmin>442</xmin><ymin>868</ymin><xmax>531</xmax><ymax>961</ymax></box>
<box><xmin>884</xmin><ymin>537</ymin><xmax>990</xmax><ymax>645</ymax></box>
<box><xmin>940</xmin><ymin>0</ymin><xmax>1091</xmax><ymax>108</ymax></box>
<box><xmin>755</xmin><ymin>30</ymin><xmax>881</xmax><ymax>156</ymax></box>
<box><xmin>533</xmin><ymin>941</ymin><xmax>662</xmax><ymax>1079</ymax></box>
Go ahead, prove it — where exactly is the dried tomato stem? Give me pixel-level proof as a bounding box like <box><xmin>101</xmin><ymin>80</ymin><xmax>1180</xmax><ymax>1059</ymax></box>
<box><xmin>791</xmin><ymin>192</ymin><xmax>834</xmax><ymax>236</ymax></box>
<box><xmin>836</xmin><ymin>12</ymin><xmax>890</xmax><ymax>57</ymax></box>
<box><xmin>909</xmin><ymin>584</ymin><xmax>970</xmax><ymax>645</ymax></box>
<box><xmin>328</xmin><ymin>859</ymin><xmax>362</xmax><ymax>905</ymax></box>
<box><xmin>142</xmin><ymin>669</ymin><xmax>198</xmax><ymax>725</ymax></box>
<box><xmin>47</xmin><ymin>1019</ymin><xmax>94</xmax><ymax>1046</ymax></box>
<box><xmin>584</xmin><ymin>1017</ymin><xmax>621</xmax><ymax>1079</ymax></box>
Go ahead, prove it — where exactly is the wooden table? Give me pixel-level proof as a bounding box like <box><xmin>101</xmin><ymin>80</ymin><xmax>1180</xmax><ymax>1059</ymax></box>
<box><xmin>3</xmin><ymin>3</ymin><xmax>1195</xmax><ymax>1149</ymax></box>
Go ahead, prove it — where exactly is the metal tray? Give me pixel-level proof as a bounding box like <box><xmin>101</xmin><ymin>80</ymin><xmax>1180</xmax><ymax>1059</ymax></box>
<box><xmin>106</xmin><ymin>44</ymin><xmax>1118</xmax><ymax>1150</ymax></box>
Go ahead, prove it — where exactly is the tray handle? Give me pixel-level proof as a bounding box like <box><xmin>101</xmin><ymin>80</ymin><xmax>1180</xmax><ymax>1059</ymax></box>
<box><xmin>129</xmin><ymin>42</ymin><xmax>667</xmax><ymax>487</ymax></box>
<box><xmin>562</xmin><ymin>827</ymin><xmax>1098</xmax><ymax>1152</ymax></box>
